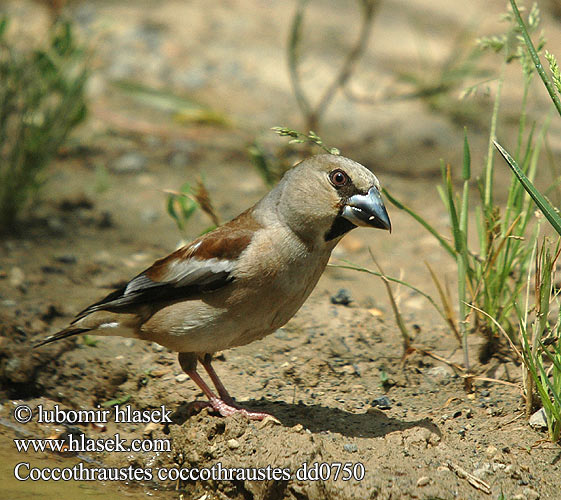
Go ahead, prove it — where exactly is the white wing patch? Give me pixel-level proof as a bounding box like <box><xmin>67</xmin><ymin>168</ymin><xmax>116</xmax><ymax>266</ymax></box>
<box><xmin>123</xmin><ymin>257</ymin><xmax>235</xmax><ymax>296</ymax></box>
<box><xmin>100</xmin><ymin>322</ymin><xmax>120</xmax><ymax>328</ymax></box>
<box><xmin>162</xmin><ymin>258</ymin><xmax>235</xmax><ymax>286</ymax></box>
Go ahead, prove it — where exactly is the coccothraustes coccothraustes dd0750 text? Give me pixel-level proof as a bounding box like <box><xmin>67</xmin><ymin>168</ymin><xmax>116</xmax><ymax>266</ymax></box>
<box><xmin>35</xmin><ymin>154</ymin><xmax>391</xmax><ymax>420</ymax></box>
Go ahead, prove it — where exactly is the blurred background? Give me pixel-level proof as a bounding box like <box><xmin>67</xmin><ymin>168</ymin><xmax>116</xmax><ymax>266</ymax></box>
<box><xmin>1</xmin><ymin>0</ymin><xmax>560</xmax><ymax>220</ymax></box>
<box><xmin>1</xmin><ymin>0</ymin><xmax>560</xmax><ymax>302</ymax></box>
<box><xmin>2</xmin><ymin>1</ymin><xmax>561</xmax><ymax>498</ymax></box>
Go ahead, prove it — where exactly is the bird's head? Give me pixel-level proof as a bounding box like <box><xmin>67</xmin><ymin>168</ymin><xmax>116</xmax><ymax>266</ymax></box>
<box><xmin>276</xmin><ymin>154</ymin><xmax>391</xmax><ymax>244</ymax></box>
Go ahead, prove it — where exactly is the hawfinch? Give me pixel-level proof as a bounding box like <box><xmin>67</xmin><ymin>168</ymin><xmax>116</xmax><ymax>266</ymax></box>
<box><xmin>36</xmin><ymin>154</ymin><xmax>391</xmax><ymax>420</ymax></box>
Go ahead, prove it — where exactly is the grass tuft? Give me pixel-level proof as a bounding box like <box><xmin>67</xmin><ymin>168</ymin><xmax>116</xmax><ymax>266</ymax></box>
<box><xmin>0</xmin><ymin>18</ymin><xmax>88</xmax><ymax>231</ymax></box>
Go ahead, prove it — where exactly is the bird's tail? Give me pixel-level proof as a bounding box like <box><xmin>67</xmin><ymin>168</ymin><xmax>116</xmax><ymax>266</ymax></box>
<box><xmin>33</xmin><ymin>327</ymin><xmax>90</xmax><ymax>348</ymax></box>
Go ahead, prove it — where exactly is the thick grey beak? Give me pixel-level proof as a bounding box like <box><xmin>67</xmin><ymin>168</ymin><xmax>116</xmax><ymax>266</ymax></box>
<box><xmin>341</xmin><ymin>187</ymin><xmax>391</xmax><ymax>232</ymax></box>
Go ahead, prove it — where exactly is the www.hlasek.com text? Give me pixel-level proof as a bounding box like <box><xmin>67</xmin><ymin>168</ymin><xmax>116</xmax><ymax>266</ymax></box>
<box><xmin>14</xmin><ymin>433</ymin><xmax>170</xmax><ymax>454</ymax></box>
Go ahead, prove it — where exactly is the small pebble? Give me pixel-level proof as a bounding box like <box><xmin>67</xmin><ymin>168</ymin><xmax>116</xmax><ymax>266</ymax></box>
<box><xmin>98</xmin><ymin>212</ymin><xmax>113</xmax><ymax>229</ymax></box>
<box><xmin>480</xmin><ymin>389</ymin><xmax>490</xmax><ymax>397</ymax></box>
<box><xmin>41</xmin><ymin>266</ymin><xmax>64</xmax><ymax>274</ymax></box>
<box><xmin>523</xmin><ymin>487</ymin><xmax>539</xmax><ymax>500</ymax></box>
<box><xmin>55</xmin><ymin>254</ymin><xmax>77</xmax><ymax>264</ymax></box>
<box><xmin>330</xmin><ymin>289</ymin><xmax>352</xmax><ymax>306</ymax></box>
<box><xmin>175</xmin><ymin>374</ymin><xmax>189</xmax><ymax>383</ymax></box>
<box><xmin>506</xmin><ymin>465</ymin><xmax>521</xmax><ymax>479</ymax></box>
<box><xmin>529</xmin><ymin>408</ymin><xmax>547</xmax><ymax>429</ymax></box>
<box><xmin>258</xmin><ymin>415</ymin><xmax>280</xmax><ymax>429</ymax></box>
<box><xmin>485</xmin><ymin>445</ymin><xmax>498</xmax><ymax>457</ymax></box>
<box><xmin>371</xmin><ymin>396</ymin><xmax>392</xmax><ymax>410</ymax></box>
<box><xmin>343</xmin><ymin>443</ymin><xmax>358</xmax><ymax>453</ymax></box>
<box><xmin>416</xmin><ymin>476</ymin><xmax>430</xmax><ymax>487</ymax></box>
<box><xmin>341</xmin><ymin>365</ymin><xmax>355</xmax><ymax>375</ymax></box>
<box><xmin>9</xmin><ymin>267</ymin><xmax>25</xmax><ymax>288</ymax></box>
<box><xmin>473</xmin><ymin>463</ymin><xmax>491</xmax><ymax>479</ymax></box>
<box><xmin>140</xmin><ymin>209</ymin><xmax>159</xmax><ymax>224</ymax></box>
<box><xmin>227</xmin><ymin>439</ymin><xmax>240</xmax><ymax>449</ymax></box>
<box><xmin>143</xmin><ymin>422</ymin><xmax>162</xmax><ymax>436</ymax></box>
<box><xmin>112</xmin><ymin>152</ymin><xmax>148</xmax><ymax>173</ymax></box>
<box><xmin>47</xmin><ymin>216</ymin><xmax>66</xmax><ymax>235</ymax></box>
<box><xmin>426</xmin><ymin>366</ymin><xmax>451</xmax><ymax>380</ymax></box>
<box><xmin>274</xmin><ymin>329</ymin><xmax>288</xmax><ymax>339</ymax></box>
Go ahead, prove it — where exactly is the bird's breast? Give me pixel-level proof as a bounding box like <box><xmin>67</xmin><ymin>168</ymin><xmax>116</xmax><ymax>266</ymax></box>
<box><xmin>139</xmin><ymin>228</ymin><xmax>333</xmax><ymax>353</ymax></box>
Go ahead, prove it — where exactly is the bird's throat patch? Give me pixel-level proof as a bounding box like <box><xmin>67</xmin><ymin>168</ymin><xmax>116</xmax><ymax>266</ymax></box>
<box><xmin>324</xmin><ymin>216</ymin><xmax>356</xmax><ymax>241</ymax></box>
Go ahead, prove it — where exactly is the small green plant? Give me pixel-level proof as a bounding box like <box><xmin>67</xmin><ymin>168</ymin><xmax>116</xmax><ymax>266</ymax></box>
<box><xmin>494</xmin><ymin>1</ymin><xmax>561</xmax><ymax>226</ymax></box>
<box><xmin>272</xmin><ymin>127</ymin><xmax>341</xmax><ymax>155</ymax></box>
<box><xmin>0</xmin><ymin>18</ymin><xmax>88</xmax><ymax>231</ymax></box>
<box><xmin>166</xmin><ymin>178</ymin><xmax>220</xmax><ymax>236</ymax></box>
<box><xmin>478</xmin><ymin>240</ymin><xmax>561</xmax><ymax>443</ymax></box>
<box><xmin>384</xmin><ymin>3</ymin><xmax>547</xmax><ymax>372</ymax></box>
<box><xmin>395</xmin><ymin>26</ymin><xmax>490</xmax><ymax>128</ymax></box>
<box><xmin>166</xmin><ymin>182</ymin><xmax>199</xmax><ymax>233</ymax></box>
<box><xmin>490</xmin><ymin>0</ymin><xmax>561</xmax><ymax>441</ymax></box>
<box><xmin>247</xmin><ymin>142</ymin><xmax>285</xmax><ymax>188</ymax></box>
<box><xmin>518</xmin><ymin>241</ymin><xmax>561</xmax><ymax>441</ymax></box>
<box><xmin>112</xmin><ymin>80</ymin><xmax>232</xmax><ymax>127</ymax></box>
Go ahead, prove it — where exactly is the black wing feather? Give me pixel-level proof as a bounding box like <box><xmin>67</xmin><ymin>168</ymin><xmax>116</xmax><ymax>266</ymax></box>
<box><xmin>72</xmin><ymin>270</ymin><xmax>233</xmax><ymax>322</ymax></box>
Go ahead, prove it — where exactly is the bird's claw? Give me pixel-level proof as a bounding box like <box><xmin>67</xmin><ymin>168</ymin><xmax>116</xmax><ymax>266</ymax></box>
<box><xmin>187</xmin><ymin>398</ymin><xmax>274</xmax><ymax>421</ymax></box>
<box><xmin>206</xmin><ymin>397</ymin><xmax>275</xmax><ymax>421</ymax></box>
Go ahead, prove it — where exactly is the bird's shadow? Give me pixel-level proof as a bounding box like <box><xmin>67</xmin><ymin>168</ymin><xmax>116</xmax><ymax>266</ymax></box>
<box><xmin>171</xmin><ymin>399</ymin><xmax>440</xmax><ymax>439</ymax></box>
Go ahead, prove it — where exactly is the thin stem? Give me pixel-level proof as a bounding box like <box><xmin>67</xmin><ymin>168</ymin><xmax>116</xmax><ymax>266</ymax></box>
<box><xmin>310</xmin><ymin>0</ymin><xmax>380</xmax><ymax>129</ymax></box>
<box><xmin>483</xmin><ymin>60</ymin><xmax>505</xmax><ymax>216</ymax></box>
<box><xmin>287</xmin><ymin>0</ymin><xmax>380</xmax><ymax>131</ymax></box>
<box><xmin>287</xmin><ymin>0</ymin><xmax>312</xmax><ymax>121</ymax></box>
<box><xmin>510</xmin><ymin>0</ymin><xmax>561</xmax><ymax>118</ymax></box>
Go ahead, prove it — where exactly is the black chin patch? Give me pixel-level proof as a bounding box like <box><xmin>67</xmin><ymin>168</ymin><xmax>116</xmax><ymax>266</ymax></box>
<box><xmin>324</xmin><ymin>215</ymin><xmax>356</xmax><ymax>241</ymax></box>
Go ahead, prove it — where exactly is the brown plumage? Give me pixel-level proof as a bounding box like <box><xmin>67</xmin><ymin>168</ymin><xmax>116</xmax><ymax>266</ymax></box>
<box><xmin>35</xmin><ymin>154</ymin><xmax>391</xmax><ymax>420</ymax></box>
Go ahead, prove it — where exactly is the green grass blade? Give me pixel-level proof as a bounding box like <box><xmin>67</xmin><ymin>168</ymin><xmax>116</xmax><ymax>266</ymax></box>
<box><xmin>462</xmin><ymin>127</ymin><xmax>471</xmax><ymax>181</ymax></box>
<box><xmin>494</xmin><ymin>140</ymin><xmax>561</xmax><ymax>236</ymax></box>
<box><xmin>445</xmin><ymin>165</ymin><xmax>462</xmax><ymax>252</ymax></box>
<box><xmin>540</xmin><ymin>340</ymin><xmax>561</xmax><ymax>376</ymax></box>
<box><xmin>509</xmin><ymin>0</ymin><xmax>561</xmax><ymax>118</ymax></box>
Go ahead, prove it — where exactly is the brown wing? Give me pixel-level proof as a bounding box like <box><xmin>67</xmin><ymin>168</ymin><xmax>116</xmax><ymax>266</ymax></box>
<box><xmin>72</xmin><ymin>218</ymin><xmax>258</xmax><ymax>321</ymax></box>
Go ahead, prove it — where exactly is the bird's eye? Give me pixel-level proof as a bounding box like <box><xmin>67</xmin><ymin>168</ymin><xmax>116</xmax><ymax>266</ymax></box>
<box><xmin>329</xmin><ymin>169</ymin><xmax>349</xmax><ymax>187</ymax></box>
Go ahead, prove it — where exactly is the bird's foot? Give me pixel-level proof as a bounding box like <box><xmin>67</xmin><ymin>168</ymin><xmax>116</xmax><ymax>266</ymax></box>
<box><xmin>201</xmin><ymin>396</ymin><xmax>274</xmax><ymax>421</ymax></box>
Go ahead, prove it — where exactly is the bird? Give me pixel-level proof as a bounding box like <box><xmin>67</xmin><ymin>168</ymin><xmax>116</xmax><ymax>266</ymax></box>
<box><xmin>35</xmin><ymin>154</ymin><xmax>391</xmax><ymax>420</ymax></box>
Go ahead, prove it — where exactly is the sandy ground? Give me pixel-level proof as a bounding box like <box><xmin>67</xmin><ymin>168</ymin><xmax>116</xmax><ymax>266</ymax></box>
<box><xmin>1</xmin><ymin>0</ymin><xmax>561</xmax><ymax>499</ymax></box>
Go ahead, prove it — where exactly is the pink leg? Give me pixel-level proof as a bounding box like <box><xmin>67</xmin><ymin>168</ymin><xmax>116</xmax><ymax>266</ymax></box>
<box><xmin>178</xmin><ymin>352</ymin><xmax>274</xmax><ymax>421</ymax></box>
<box><xmin>185</xmin><ymin>368</ymin><xmax>273</xmax><ymax>421</ymax></box>
<box><xmin>200</xmin><ymin>355</ymin><xmax>236</xmax><ymax>405</ymax></box>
